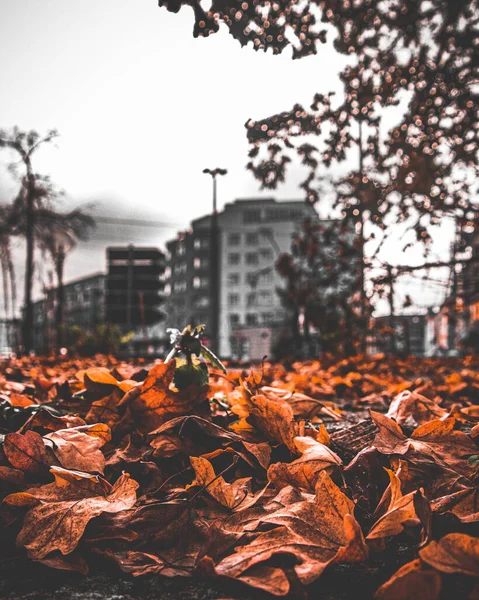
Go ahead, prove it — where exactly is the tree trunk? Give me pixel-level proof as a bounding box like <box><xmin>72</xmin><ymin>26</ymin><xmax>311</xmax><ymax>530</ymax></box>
<box><xmin>8</xmin><ymin>253</ymin><xmax>16</xmax><ymax>321</ymax></box>
<box><xmin>23</xmin><ymin>162</ymin><xmax>35</xmax><ymax>354</ymax></box>
<box><xmin>55</xmin><ymin>246</ymin><xmax>65</xmax><ymax>350</ymax></box>
<box><xmin>1</xmin><ymin>251</ymin><xmax>10</xmax><ymax>321</ymax></box>
<box><xmin>358</xmin><ymin>120</ymin><xmax>368</xmax><ymax>355</ymax></box>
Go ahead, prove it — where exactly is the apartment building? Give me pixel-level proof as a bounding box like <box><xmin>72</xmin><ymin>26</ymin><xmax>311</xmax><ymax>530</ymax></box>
<box><xmin>163</xmin><ymin>198</ymin><xmax>317</xmax><ymax>360</ymax></box>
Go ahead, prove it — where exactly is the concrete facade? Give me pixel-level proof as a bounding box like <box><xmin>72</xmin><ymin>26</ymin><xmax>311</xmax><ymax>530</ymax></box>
<box><xmin>163</xmin><ymin>198</ymin><xmax>318</xmax><ymax>360</ymax></box>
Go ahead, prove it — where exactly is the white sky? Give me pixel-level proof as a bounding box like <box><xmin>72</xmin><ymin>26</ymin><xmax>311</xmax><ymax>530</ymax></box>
<box><xmin>0</xmin><ymin>0</ymin><xmax>453</xmax><ymax>311</ymax></box>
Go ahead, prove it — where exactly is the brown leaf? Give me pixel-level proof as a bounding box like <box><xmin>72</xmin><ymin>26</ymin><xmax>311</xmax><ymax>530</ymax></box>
<box><xmin>85</xmin><ymin>388</ymin><xmax>125</xmax><ymax>430</ymax></box>
<box><xmin>419</xmin><ymin>533</ymin><xmax>479</xmax><ymax>577</ymax></box>
<box><xmin>387</xmin><ymin>390</ymin><xmax>448</xmax><ymax>426</ymax></box>
<box><xmin>375</xmin><ymin>559</ymin><xmax>441</xmax><ymax>600</ymax></box>
<box><xmin>45</xmin><ymin>427</ymin><xmax>108</xmax><ymax>473</ymax></box>
<box><xmin>245</xmin><ymin>393</ymin><xmax>297</xmax><ymax>453</ymax></box>
<box><xmin>9</xmin><ymin>392</ymin><xmax>35</xmax><ymax>407</ymax></box>
<box><xmin>6</xmin><ymin>468</ymin><xmax>138</xmax><ymax>559</ymax></box>
<box><xmin>101</xmin><ymin>548</ymin><xmax>195</xmax><ymax>577</ymax></box>
<box><xmin>190</xmin><ymin>456</ymin><xmax>252</xmax><ymax>510</ymax></box>
<box><xmin>431</xmin><ymin>487</ymin><xmax>479</xmax><ymax>523</ymax></box>
<box><xmin>371</xmin><ymin>413</ymin><xmax>476</xmax><ymax>479</ymax></box>
<box><xmin>4</xmin><ymin>430</ymin><xmax>54</xmax><ymax>475</ymax></box>
<box><xmin>130</xmin><ymin>362</ymin><xmax>209</xmax><ymax>433</ymax></box>
<box><xmin>216</xmin><ymin>471</ymin><xmax>359</xmax><ymax>591</ymax></box>
<box><xmin>36</xmin><ymin>552</ymin><xmax>89</xmax><ymax>575</ymax></box>
<box><xmin>267</xmin><ymin>436</ymin><xmax>342</xmax><ymax>492</ymax></box>
<box><xmin>367</xmin><ymin>471</ymin><xmax>419</xmax><ymax>540</ymax></box>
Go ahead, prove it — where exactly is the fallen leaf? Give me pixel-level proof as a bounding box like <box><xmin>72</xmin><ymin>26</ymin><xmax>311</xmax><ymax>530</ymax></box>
<box><xmin>375</xmin><ymin>559</ymin><xmax>441</xmax><ymax>600</ymax></box>
<box><xmin>387</xmin><ymin>390</ymin><xmax>448</xmax><ymax>426</ymax></box>
<box><xmin>130</xmin><ymin>362</ymin><xmax>209</xmax><ymax>433</ymax></box>
<box><xmin>5</xmin><ymin>468</ymin><xmax>138</xmax><ymax>559</ymax></box>
<box><xmin>419</xmin><ymin>533</ymin><xmax>479</xmax><ymax>577</ymax></box>
<box><xmin>267</xmin><ymin>436</ymin><xmax>342</xmax><ymax>492</ymax></box>
<box><xmin>4</xmin><ymin>430</ymin><xmax>54</xmax><ymax>475</ymax></box>
<box><xmin>45</xmin><ymin>427</ymin><xmax>107</xmax><ymax>473</ymax></box>
<box><xmin>190</xmin><ymin>456</ymin><xmax>252</xmax><ymax>510</ymax></box>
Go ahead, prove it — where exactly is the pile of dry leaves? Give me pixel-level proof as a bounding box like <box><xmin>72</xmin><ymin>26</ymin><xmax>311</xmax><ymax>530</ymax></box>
<box><xmin>0</xmin><ymin>354</ymin><xmax>478</xmax><ymax>598</ymax></box>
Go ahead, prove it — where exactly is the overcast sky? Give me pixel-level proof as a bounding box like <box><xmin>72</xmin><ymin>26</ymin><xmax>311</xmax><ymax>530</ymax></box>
<box><xmin>0</xmin><ymin>0</ymin><xmax>452</xmax><ymax>310</ymax></box>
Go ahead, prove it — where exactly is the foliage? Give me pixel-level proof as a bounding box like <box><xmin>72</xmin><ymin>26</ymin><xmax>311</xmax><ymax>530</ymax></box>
<box><xmin>62</xmin><ymin>323</ymin><xmax>124</xmax><ymax>356</ymax></box>
<box><xmin>0</xmin><ymin>350</ymin><xmax>478</xmax><ymax>595</ymax></box>
<box><xmin>276</xmin><ymin>217</ymin><xmax>363</xmax><ymax>354</ymax></box>
<box><xmin>158</xmin><ymin>0</ymin><xmax>479</xmax><ymax>339</ymax></box>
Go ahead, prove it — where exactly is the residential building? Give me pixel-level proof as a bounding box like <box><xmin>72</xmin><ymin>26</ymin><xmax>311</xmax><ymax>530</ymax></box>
<box><xmin>163</xmin><ymin>197</ymin><xmax>318</xmax><ymax>360</ymax></box>
<box><xmin>165</xmin><ymin>216</ymin><xmax>212</xmax><ymax>336</ymax></box>
<box><xmin>106</xmin><ymin>246</ymin><xmax>166</xmax><ymax>330</ymax></box>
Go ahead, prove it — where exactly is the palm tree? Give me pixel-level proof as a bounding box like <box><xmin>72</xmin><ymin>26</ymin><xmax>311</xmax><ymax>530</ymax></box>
<box><xmin>0</xmin><ymin>127</ymin><xmax>59</xmax><ymax>352</ymax></box>
<box><xmin>36</xmin><ymin>208</ymin><xmax>95</xmax><ymax>349</ymax></box>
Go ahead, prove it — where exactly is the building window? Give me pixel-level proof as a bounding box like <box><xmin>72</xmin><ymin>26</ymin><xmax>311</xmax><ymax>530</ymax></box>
<box><xmin>229</xmin><ymin>313</ymin><xmax>240</xmax><ymax>326</ymax></box>
<box><xmin>228</xmin><ymin>293</ymin><xmax>239</xmax><ymax>307</ymax></box>
<box><xmin>247</xmin><ymin>292</ymin><xmax>256</xmax><ymax>307</ymax></box>
<box><xmin>193</xmin><ymin>277</ymin><xmax>201</xmax><ymax>289</ymax></box>
<box><xmin>246</xmin><ymin>313</ymin><xmax>258</xmax><ymax>326</ymax></box>
<box><xmin>262</xmin><ymin>312</ymin><xmax>274</xmax><ymax>324</ymax></box>
<box><xmin>193</xmin><ymin>238</ymin><xmax>201</xmax><ymax>250</ymax></box>
<box><xmin>259</xmin><ymin>290</ymin><xmax>272</xmax><ymax>305</ymax></box>
<box><xmin>173</xmin><ymin>280</ymin><xmax>187</xmax><ymax>293</ymax></box>
<box><xmin>194</xmin><ymin>257</ymin><xmax>201</xmax><ymax>269</ymax></box>
<box><xmin>246</xmin><ymin>252</ymin><xmax>259</xmax><ymax>265</ymax></box>
<box><xmin>246</xmin><ymin>232</ymin><xmax>259</xmax><ymax>246</ymax></box>
<box><xmin>244</xmin><ymin>209</ymin><xmax>261</xmax><ymax>224</ymax></box>
<box><xmin>228</xmin><ymin>233</ymin><xmax>240</xmax><ymax>245</ymax></box>
<box><xmin>177</xmin><ymin>242</ymin><xmax>186</xmax><ymax>256</ymax></box>
<box><xmin>259</xmin><ymin>248</ymin><xmax>273</xmax><ymax>261</ymax></box>
<box><xmin>228</xmin><ymin>253</ymin><xmax>240</xmax><ymax>265</ymax></box>
<box><xmin>228</xmin><ymin>273</ymin><xmax>240</xmax><ymax>286</ymax></box>
<box><xmin>258</xmin><ymin>270</ymin><xmax>273</xmax><ymax>284</ymax></box>
<box><xmin>164</xmin><ymin>266</ymin><xmax>171</xmax><ymax>279</ymax></box>
<box><xmin>164</xmin><ymin>283</ymin><xmax>171</xmax><ymax>296</ymax></box>
<box><xmin>194</xmin><ymin>295</ymin><xmax>209</xmax><ymax>308</ymax></box>
<box><xmin>174</xmin><ymin>261</ymin><xmax>187</xmax><ymax>275</ymax></box>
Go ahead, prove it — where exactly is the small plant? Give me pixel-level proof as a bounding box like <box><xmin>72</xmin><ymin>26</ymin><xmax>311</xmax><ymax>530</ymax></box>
<box><xmin>165</xmin><ymin>325</ymin><xmax>226</xmax><ymax>390</ymax></box>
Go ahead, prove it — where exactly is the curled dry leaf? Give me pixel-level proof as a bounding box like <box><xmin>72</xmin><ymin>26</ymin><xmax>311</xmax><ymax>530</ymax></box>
<box><xmin>189</xmin><ymin>456</ymin><xmax>252</xmax><ymax>510</ymax></box>
<box><xmin>367</xmin><ymin>470</ymin><xmax>420</xmax><ymax>540</ymax></box>
<box><xmin>216</xmin><ymin>471</ymin><xmax>362</xmax><ymax>593</ymax></box>
<box><xmin>431</xmin><ymin>487</ymin><xmax>479</xmax><ymax>523</ymax></box>
<box><xmin>4</xmin><ymin>467</ymin><xmax>138</xmax><ymax>559</ymax></box>
<box><xmin>45</xmin><ymin>426</ymin><xmax>109</xmax><ymax>474</ymax></box>
<box><xmin>238</xmin><ymin>392</ymin><xmax>297</xmax><ymax>454</ymax></box>
<box><xmin>267</xmin><ymin>436</ymin><xmax>342</xmax><ymax>492</ymax></box>
<box><xmin>36</xmin><ymin>552</ymin><xmax>89</xmax><ymax>576</ymax></box>
<box><xmin>130</xmin><ymin>362</ymin><xmax>209</xmax><ymax>433</ymax></box>
<box><xmin>260</xmin><ymin>386</ymin><xmax>342</xmax><ymax>421</ymax></box>
<box><xmin>387</xmin><ymin>390</ymin><xmax>448</xmax><ymax>426</ymax></box>
<box><xmin>371</xmin><ymin>412</ymin><xmax>476</xmax><ymax>478</ymax></box>
<box><xmin>101</xmin><ymin>548</ymin><xmax>196</xmax><ymax>578</ymax></box>
<box><xmin>375</xmin><ymin>559</ymin><xmax>441</xmax><ymax>600</ymax></box>
<box><xmin>419</xmin><ymin>534</ymin><xmax>479</xmax><ymax>577</ymax></box>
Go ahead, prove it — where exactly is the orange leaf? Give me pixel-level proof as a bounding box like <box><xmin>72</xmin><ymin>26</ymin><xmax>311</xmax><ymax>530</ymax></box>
<box><xmin>375</xmin><ymin>559</ymin><xmax>441</xmax><ymax>600</ymax></box>
<box><xmin>420</xmin><ymin>533</ymin><xmax>479</xmax><ymax>577</ymax></box>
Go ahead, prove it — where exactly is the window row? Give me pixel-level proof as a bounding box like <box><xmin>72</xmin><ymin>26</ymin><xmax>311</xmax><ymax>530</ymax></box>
<box><xmin>227</xmin><ymin>291</ymin><xmax>273</xmax><ymax>307</ymax></box>
<box><xmin>164</xmin><ymin>257</ymin><xmax>209</xmax><ymax>278</ymax></box>
<box><xmin>229</xmin><ymin>312</ymin><xmax>276</xmax><ymax>326</ymax></box>
<box><xmin>227</xmin><ymin>249</ymin><xmax>274</xmax><ymax>265</ymax></box>
<box><xmin>165</xmin><ymin>276</ymin><xmax>209</xmax><ymax>294</ymax></box>
<box><xmin>227</xmin><ymin>271</ymin><xmax>274</xmax><ymax>286</ymax></box>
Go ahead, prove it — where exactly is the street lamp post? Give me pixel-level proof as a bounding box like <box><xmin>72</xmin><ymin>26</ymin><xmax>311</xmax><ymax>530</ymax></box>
<box><xmin>203</xmin><ymin>168</ymin><xmax>227</xmax><ymax>354</ymax></box>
